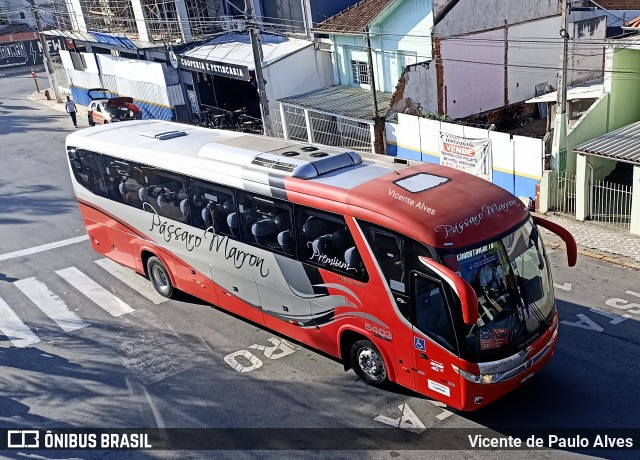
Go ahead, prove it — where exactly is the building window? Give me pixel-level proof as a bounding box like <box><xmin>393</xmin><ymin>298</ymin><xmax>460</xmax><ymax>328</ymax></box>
<box><xmin>351</xmin><ymin>60</ymin><xmax>369</xmax><ymax>85</ymax></box>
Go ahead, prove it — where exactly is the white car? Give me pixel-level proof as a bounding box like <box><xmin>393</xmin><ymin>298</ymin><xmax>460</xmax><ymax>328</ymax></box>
<box><xmin>87</xmin><ymin>88</ymin><xmax>140</xmax><ymax>125</ymax></box>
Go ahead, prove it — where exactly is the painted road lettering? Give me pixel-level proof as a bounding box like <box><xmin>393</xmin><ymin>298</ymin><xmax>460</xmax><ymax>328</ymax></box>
<box><xmin>224</xmin><ymin>337</ymin><xmax>296</xmax><ymax>372</ymax></box>
<box><xmin>374</xmin><ymin>403</ymin><xmax>426</xmax><ymax>434</ymax></box>
<box><xmin>605</xmin><ymin>291</ymin><xmax>640</xmax><ymax>315</ymax></box>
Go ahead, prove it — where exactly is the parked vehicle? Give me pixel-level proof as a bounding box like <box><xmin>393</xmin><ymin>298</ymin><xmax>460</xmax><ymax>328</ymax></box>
<box><xmin>87</xmin><ymin>88</ymin><xmax>140</xmax><ymax>126</ymax></box>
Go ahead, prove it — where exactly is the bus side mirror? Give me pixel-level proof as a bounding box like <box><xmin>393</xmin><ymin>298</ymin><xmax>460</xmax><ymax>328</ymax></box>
<box><xmin>419</xmin><ymin>256</ymin><xmax>478</xmax><ymax>326</ymax></box>
<box><xmin>532</xmin><ymin>215</ymin><xmax>577</xmax><ymax>267</ymax></box>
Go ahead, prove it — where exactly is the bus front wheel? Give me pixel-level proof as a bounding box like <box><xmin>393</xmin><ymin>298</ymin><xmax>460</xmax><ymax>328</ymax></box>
<box><xmin>351</xmin><ymin>340</ymin><xmax>388</xmax><ymax>388</ymax></box>
<box><xmin>147</xmin><ymin>256</ymin><xmax>174</xmax><ymax>298</ymax></box>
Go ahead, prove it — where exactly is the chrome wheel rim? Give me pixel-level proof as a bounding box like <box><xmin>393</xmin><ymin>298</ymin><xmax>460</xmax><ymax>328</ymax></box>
<box><xmin>151</xmin><ymin>265</ymin><xmax>169</xmax><ymax>290</ymax></box>
<box><xmin>358</xmin><ymin>348</ymin><xmax>386</xmax><ymax>381</ymax></box>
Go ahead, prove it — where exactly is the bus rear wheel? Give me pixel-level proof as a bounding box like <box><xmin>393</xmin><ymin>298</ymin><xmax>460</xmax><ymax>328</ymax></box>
<box><xmin>351</xmin><ymin>339</ymin><xmax>388</xmax><ymax>388</ymax></box>
<box><xmin>147</xmin><ymin>256</ymin><xmax>174</xmax><ymax>298</ymax></box>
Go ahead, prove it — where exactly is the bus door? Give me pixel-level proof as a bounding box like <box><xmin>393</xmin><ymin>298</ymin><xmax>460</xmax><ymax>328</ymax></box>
<box><xmin>409</xmin><ymin>271</ymin><xmax>461</xmax><ymax>407</ymax></box>
<box><xmin>359</xmin><ymin>224</ymin><xmax>417</xmax><ymax>390</ymax></box>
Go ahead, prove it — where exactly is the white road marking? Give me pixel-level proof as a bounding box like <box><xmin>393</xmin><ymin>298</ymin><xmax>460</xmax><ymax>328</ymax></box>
<box><xmin>427</xmin><ymin>400</ymin><xmax>455</xmax><ymax>421</ymax></box>
<box><xmin>0</xmin><ymin>297</ymin><xmax>40</xmax><ymax>347</ymax></box>
<box><xmin>626</xmin><ymin>290</ymin><xmax>640</xmax><ymax>298</ymax></box>
<box><xmin>561</xmin><ymin>313</ymin><xmax>604</xmax><ymax>332</ymax></box>
<box><xmin>374</xmin><ymin>403</ymin><xmax>426</xmax><ymax>434</ymax></box>
<box><xmin>589</xmin><ymin>308</ymin><xmax>631</xmax><ymax>325</ymax></box>
<box><xmin>56</xmin><ymin>267</ymin><xmax>134</xmax><ymax>317</ymax></box>
<box><xmin>249</xmin><ymin>337</ymin><xmax>295</xmax><ymax>359</ymax></box>
<box><xmin>553</xmin><ymin>282</ymin><xmax>572</xmax><ymax>291</ymax></box>
<box><xmin>94</xmin><ymin>258</ymin><xmax>167</xmax><ymax>305</ymax></box>
<box><xmin>14</xmin><ymin>277</ymin><xmax>89</xmax><ymax>332</ymax></box>
<box><xmin>224</xmin><ymin>350</ymin><xmax>263</xmax><ymax>372</ymax></box>
<box><xmin>0</xmin><ymin>235</ymin><xmax>88</xmax><ymax>262</ymax></box>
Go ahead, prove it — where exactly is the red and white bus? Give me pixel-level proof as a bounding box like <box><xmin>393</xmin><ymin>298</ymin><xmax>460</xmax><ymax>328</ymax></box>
<box><xmin>66</xmin><ymin>120</ymin><xmax>576</xmax><ymax>411</ymax></box>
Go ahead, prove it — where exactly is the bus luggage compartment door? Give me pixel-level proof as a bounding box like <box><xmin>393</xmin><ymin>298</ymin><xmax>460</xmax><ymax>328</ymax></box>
<box><xmin>210</xmin><ymin>265</ymin><xmax>264</xmax><ymax>325</ymax></box>
<box><xmin>257</xmin><ymin>283</ymin><xmax>313</xmax><ymax>330</ymax></box>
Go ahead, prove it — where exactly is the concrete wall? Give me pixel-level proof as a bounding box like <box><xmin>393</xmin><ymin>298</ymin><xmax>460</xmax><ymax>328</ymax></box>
<box><xmin>433</xmin><ymin>0</ymin><xmax>559</xmax><ymax>36</ymax></box>
<box><xmin>569</xmin><ymin>16</ymin><xmax>607</xmax><ymax>85</ymax></box>
<box><xmin>507</xmin><ymin>17</ymin><xmax>560</xmax><ymax>104</ymax></box>
<box><xmin>440</xmin><ymin>28</ymin><xmax>504</xmax><ymax>118</ymax></box>
<box><xmin>386</xmin><ymin>113</ymin><xmax>544</xmax><ymax>198</ymax></box>
<box><xmin>607</xmin><ymin>48</ymin><xmax>640</xmax><ymax>131</ymax></box>
<box><xmin>61</xmin><ymin>50</ymin><xmax>175</xmax><ymax>121</ymax></box>
<box><xmin>265</xmin><ymin>45</ymin><xmax>333</xmax><ymax>103</ymax></box>
<box><xmin>391</xmin><ymin>61</ymin><xmax>439</xmax><ymax>114</ymax></box>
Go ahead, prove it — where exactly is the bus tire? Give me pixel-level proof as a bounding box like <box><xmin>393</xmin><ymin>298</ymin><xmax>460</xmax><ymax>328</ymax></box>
<box><xmin>350</xmin><ymin>339</ymin><xmax>388</xmax><ymax>388</ymax></box>
<box><xmin>147</xmin><ymin>256</ymin><xmax>174</xmax><ymax>298</ymax></box>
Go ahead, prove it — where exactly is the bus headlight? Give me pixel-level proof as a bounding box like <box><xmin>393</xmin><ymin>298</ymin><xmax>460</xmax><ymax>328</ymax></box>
<box><xmin>452</xmin><ymin>365</ymin><xmax>502</xmax><ymax>385</ymax></box>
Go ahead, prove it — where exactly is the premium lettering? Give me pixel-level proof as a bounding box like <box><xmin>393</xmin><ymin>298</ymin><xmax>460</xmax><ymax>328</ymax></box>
<box><xmin>308</xmin><ymin>241</ymin><xmax>356</xmax><ymax>273</ymax></box>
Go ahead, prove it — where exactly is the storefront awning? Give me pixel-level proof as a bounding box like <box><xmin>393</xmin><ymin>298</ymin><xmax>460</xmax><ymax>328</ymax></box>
<box><xmin>575</xmin><ymin>119</ymin><xmax>640</xmax><ymax>165</ymax></box>
<box><xmin>177</xmin><ymin>32</ymin><xmax>313</xmax><ymax>81</ymax></box>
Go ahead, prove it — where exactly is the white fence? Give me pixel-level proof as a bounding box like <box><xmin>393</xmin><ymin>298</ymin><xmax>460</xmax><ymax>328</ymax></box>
<box><xmin>590</xmin><ymin>178</ymin><xmax>633</xmax><ymax>229</ymax></box>
<box><xmin>271</xmin><ymin>104</ymin><xmax>373</xmax><ymax>153</ymax></box>
<box><xmin>386</xmin><ymin>113</ymin><xmax>544</xmax><ymax>199</ymax></box>
<box><xmin>553</xmin><ymin>171</ymin><xmax>577</xmax><ymax>216</ymax></box>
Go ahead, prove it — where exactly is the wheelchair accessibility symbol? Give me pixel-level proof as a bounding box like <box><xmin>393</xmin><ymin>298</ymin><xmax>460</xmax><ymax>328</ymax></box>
<box><xmin>414</xmin><ymin>337</ymin><xmax>426</xmax><ymax>352</ymax></box>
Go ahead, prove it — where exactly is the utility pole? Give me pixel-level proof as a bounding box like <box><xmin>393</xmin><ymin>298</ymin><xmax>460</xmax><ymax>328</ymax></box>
<box><xmin>557</xmin><ymin>0</ymin><xmax>570</xmax><ymax>116</ymax></box>
<box><xmin>365</xmin><ymin>27</ymin><xmax>384</xmax><ymax>154</ymax></box>
<box><xmin>364</xmin><ymin>27</ymin><xmax>379</xmax><ymax>119</ymax></box>
<box><xmin>245</xmin><ymin>0</ymin><xmax>273</xmax><ymax>136</ymax></box>
<box><xmin>549</xmin><ymin>0</ymin><xmax>571</xmax><ymax>173</ymax></box>
<box><xmin>29</xmin><ymin>0</ymin><xmax>63</xmax><ymax>102</ymax></box>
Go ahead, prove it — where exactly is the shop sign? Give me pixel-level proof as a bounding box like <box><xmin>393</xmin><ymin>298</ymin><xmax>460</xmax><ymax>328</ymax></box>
<box><xmin>177</xmin><ymin>55</ymin><xmax>249</xmax><ymax>81</ymax></box>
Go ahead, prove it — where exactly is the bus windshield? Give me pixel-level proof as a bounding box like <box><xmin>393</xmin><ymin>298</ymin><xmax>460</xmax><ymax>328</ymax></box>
<box><xmin>440</xmin><ymin>217</ymin><xmax>554</xmax><ymax>360</ymax></box>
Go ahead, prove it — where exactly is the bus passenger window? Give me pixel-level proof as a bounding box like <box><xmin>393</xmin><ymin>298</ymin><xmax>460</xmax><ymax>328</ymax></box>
<box><xmin>238</xmin><ymin>192</ymin><xmax>294</xmax><ymax>256</ymax></box>
<box><xmin>188</xmin><ymin>179</ymin><xmax>236</xmax><ymax>237</ymax></box>
<box><xmin>413</xmin><ymin>276</ymin><xmax>455</xmax><ymax>350</ymax></box>
<box><xmin>296</xmin><ymin>208</ymin><xmax>367</xmax><ymax>280</ymax></box>
<box><xmin>143</xmin><ymin>168</ymin><xmax>187</xmax><ymax>222</ymax></box>
<box><xmin>67</xmin><ymin>149</ymin><xmax>108</xmax><ymax>198</ymax></box>
<box><xmin>102</xmin><ymin>157</ymin><xmax>144</xmax><ymax>207</ymax></box>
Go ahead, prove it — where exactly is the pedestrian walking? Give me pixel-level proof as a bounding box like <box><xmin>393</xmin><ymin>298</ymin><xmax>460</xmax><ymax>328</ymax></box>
<box><xmin>65</xmin><ymin>95</ymin><xmax>78</xmax><ymax>127</ymax></box>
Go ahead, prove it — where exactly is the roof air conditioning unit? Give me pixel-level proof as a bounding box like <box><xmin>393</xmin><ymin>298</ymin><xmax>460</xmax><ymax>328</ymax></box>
<box><xmin>232</xmin><ymin>19</ymin><xmax>246</xmax><ymax>31</ymax></box>
<box><xmin>220</xmin><ymin>15</ymin><xmax>233</xmax><ymax>31</ymax></box>
<box><xmin>220</xmin><ymin>15</ymin><xmax>245</xmax><ymax>31</ymax></box>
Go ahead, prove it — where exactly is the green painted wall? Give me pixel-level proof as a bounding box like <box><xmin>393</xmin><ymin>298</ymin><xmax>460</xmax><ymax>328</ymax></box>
<box><xmin>567</xmin><ymin>93</ymin><xmax>610</xmax><ymax>177</ymax></box>
<box><xmin>608</xmin><ymin>48</ymin><xmax>640</xmax><ymax>131</ymax></box>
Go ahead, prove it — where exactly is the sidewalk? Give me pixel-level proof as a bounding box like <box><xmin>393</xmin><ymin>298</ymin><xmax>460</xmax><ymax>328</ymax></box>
<box><xmin>27</xmin><ymin>89</ymin><xmax>640</xmax><ymax>270</ymax></box>
<box><xmin>538</xmin><ymin>213</ymin><xmax>640</xmax><ymax>270</ymax></box>
<box><xmin>27</xmin><ymin>87</ymin><xmax>88</xmax><ymax>123</ymax></box>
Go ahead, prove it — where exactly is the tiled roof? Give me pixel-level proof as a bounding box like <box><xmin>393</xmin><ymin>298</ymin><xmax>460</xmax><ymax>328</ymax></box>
<box><xmin>626</xmin><ymin>16</ymin><xmax>640</xmax><ymax>28</ymax></box>
<box><xmin>574</xmin><ymin>120</ymin><xmax>640</xmax><ymax>165</ymax></box>
<box><xmin>314</xmin><ymin>0</ymin><xmax>395</xmax><ymax>34</ymax></box>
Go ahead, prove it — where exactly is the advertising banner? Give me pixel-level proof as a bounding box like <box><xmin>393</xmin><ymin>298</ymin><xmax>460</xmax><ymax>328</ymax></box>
<box><xmin>439</xmin><ymin>132</ymin><xmax>492</xmax><ymax>182</ymax></box>
<box><xmin>0</xmin><ymin>37</ymin><xmax>67</xmax><ymax>69</ymax></box>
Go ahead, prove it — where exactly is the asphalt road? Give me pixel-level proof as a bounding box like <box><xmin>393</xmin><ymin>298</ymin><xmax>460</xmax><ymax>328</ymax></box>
<box><xmin>0</xmin><ymin>70</ymin><xmax>638</xmax><ymax>459</ymax></box>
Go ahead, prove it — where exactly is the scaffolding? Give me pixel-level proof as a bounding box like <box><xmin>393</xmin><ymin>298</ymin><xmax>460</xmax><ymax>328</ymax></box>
<box><xmin>76</xmin><ymin>0</ymin><xmax>221</xmax><ymax>41</ymax></box>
